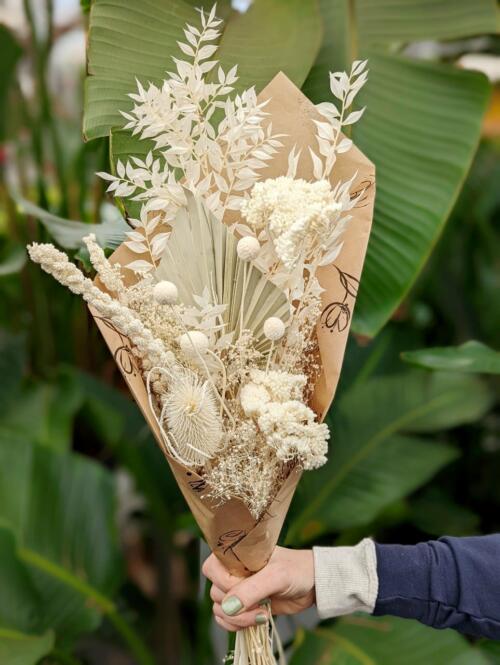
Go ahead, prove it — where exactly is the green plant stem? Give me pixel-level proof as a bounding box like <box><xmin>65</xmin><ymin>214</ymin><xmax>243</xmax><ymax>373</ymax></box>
<box><xmin>19</xmin><ymin>547</ymin><xmax>157</xmax><ymax>665</ymax></box>
<box><xmin>15</xmin><ymin>79</ymin><xmax>49</xmax><ymax>210</ymax></box>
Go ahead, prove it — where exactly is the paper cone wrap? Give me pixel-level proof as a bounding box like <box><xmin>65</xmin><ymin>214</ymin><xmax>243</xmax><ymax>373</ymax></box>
<box><xmin>90</xmin><ymin>73</ymin><xmax>375</xmax><ymax>576</ymax></box>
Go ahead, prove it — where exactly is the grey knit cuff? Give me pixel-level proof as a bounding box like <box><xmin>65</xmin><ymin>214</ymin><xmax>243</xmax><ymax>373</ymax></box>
<box><xmin>313</xmin><ymin>538</ymin><xmax>378</xmax><ymax>619</ymax></box>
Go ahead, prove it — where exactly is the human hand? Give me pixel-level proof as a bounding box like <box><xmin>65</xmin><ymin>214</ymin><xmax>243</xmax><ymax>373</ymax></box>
<box><xmin>202</xmin><ymin>546</ymin><xmax>315</xmax><ymax>631</ymax></box>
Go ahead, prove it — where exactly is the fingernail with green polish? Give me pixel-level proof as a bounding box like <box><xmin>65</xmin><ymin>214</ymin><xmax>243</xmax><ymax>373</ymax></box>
<box><xmin>255</xmin><ymin>613</ymin><xmax>268</xmax><ymax>625</ymax></box>
<box><xmin>259</xmin><ymin>597</ymin><xmax>271</xmax><ymax>607</ymax></box>
<box><xmin>222</xmin><ymin>596</ymin><xmax>243</xmax><ymax>616</ymax></box>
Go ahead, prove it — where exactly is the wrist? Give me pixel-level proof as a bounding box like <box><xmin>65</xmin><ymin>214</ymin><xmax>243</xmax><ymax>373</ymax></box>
<box><xmin>313</xmin><ymin>538</ymin><xmax>378</xmax><ymax>619</ymax></box>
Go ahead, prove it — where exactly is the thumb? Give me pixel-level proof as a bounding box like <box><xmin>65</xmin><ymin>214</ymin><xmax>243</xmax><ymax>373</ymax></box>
<box><xmin>221</xmin><ymin>566</ymin><xmax>285</xmax><ymax>616</ymax></box>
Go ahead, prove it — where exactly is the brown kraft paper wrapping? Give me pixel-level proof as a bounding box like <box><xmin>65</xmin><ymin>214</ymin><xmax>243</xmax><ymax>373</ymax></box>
<box><xmin>89</xmin><ymin>72</ymin><xmax>375</xmax><ymax>576</ymax></box>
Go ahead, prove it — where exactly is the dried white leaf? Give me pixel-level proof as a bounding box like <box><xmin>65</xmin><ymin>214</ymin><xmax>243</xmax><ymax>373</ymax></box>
<box><xmin>329</xmin><ymin>73</ymin><xmax>344</xmax><ymax>100</ymax></box>
<box><xmin>344</xmin><ymin>108</ymin><xmax>365</xmax><ymax>125</ymax></box>
<box><xmin>125</xmin><ymin>259</ymin><xmax>154</xmax><ymax>273</ymax></box>
<box><xmin>177</xmin><ymin>41</ymin><xmax>195</xmax><ymax>57</ymax></box>
<box><xmin>309</xmin><ymin>147</ymin><xmax>323</xmax><ymax>180</ymax></box>
<box><xmin>316</xmin><ymin>101</ymin><xmax>340</xmax><ymax>118</ymax></box>
<box><xmin>125</xmin><ymin>240</ymin><xmax>149</xmax><ymax>254</ymax></box>
<box><xmin>198</xmin><ymin>44</ymin><xmax>218</xmax><ymax>60</ymax></box>
<box><xmin>337</xmin><ymin>138</ymin><xmax>352</xmax><ymax>154</ymax></box>
<box><xmin>96</xmin><ymin>171</ymin><xmax>117</xmax><ymax>182</ymax></box>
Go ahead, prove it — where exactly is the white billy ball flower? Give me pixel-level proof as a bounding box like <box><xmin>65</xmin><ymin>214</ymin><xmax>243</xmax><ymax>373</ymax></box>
<box><xmin>179</xmin><ymin>330</ymin><xmax>210</xmax><ymax>356</ymax></box>
<box><xmin>263</xmin><ymin>317</ymin><xmax>286</xmax><ymax>341</ymax></box>
<box><xmin>237</xmin><ymin>236</ymin><xmax>260</xmax><ymax>261</ymax></box>
<box><xmin>153</xmin><ymin>280</ymin><xmax>178</xmax><ymax>305</ymax></box>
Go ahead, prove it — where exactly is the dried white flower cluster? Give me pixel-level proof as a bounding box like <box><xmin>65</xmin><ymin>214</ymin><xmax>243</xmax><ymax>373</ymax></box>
<box><xmin>241</xmin><ymin>177</ymin><xmax>344</xmax><ymax>272</ymax></box>
<box><xmin>240</xmin><ymin>370</ymin><xmax>328</xmax><ymax>470</ymax></box>
<box><xmin>28</xmin><ymin>6</ymin><xmax>369</xmax><ymax>521</ymax></box>
<box><xmin>203</xmin><ymin>421</ymin><xmax>288</xmax><ymax>519</ymax></box>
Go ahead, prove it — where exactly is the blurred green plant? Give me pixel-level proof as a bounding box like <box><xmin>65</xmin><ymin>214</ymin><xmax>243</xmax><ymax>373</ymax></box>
<box><xmin>290</xmin><ymin>615</ymin><xmax>491</xmax><ymax>665</ymax></box>
<box><xmin>0</xmin><ymin>0</ymin><xmax>498</xmax><ymax>664</ymax></box>
<box><xmin>402</xmin><ymin>340</ymin><xmax>500</xmax><ymax>374</ymax></box>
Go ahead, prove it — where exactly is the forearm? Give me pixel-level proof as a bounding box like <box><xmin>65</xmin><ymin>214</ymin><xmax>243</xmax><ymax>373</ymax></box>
<box><xmin>313</xmin><ymin>535</ymin><xmax>500</xmax><ymax>639</ymax></box>
<box><xmin>374</xmin><ymin>535</ymin><xmax>500</xmax><ymax>639</ymax></box>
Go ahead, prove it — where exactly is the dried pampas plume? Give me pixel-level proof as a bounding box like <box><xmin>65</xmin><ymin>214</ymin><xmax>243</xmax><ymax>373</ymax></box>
<box><xmin>162</xmin><ymin>371</ymin><xmax>223</xmax><ymax>466</ymax></box>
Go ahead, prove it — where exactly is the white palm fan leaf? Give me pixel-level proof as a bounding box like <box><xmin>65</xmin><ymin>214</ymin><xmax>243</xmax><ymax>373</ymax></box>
<box><xmin>155</xmin><ymin>191</ymin><xmax>290</xmax><ymax>353</ymax></box>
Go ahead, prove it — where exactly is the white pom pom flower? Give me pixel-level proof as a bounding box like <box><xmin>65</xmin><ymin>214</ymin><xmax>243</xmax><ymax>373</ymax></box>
<box><xmin>237</xmin><ymin>236</ymin><xmax>260</xmax><ymax>262</ymax></box>
<box><xmin>153</xmin><ymin>280</ymin><xmax>178</xmax><ymax>305</ymax></box>
<box><xmin>263</xmin><ymin>317</ymin><xmax>286</xmax><ymax>341</ymax></box>
<box><xmin>179</xmin><ymin>330</ymin><xmax>210</xmax><ymax>357</ymax></box>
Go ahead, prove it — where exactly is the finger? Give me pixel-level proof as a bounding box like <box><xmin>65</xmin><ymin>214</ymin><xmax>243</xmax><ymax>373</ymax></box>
<box><xmin>214</xmin><ymin>602</ymin><xmax>268</xmax><ymax>629</ymax></box>
<box><xmin>215</xmin><ymin>615</ymin><xmax>238</xmax><ymax>632</ymax></box>
<box><xmin>202</xmin><ymin>554</ymin><xmax>243</xmax><ymax>592</ymax></box>
<box><xmin>221</xmin><ymin>565</ymin><xmax>286</xmax><ymax>616</ymax></box>
<box><xmin>210</xmin><ymin>584</ymin><xmax>225</xmax><ymax>603</ymax></box>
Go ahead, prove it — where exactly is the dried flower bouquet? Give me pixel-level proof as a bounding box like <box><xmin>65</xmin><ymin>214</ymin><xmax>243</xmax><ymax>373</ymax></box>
<box><xmin>28</xmin><ymin>6</ymin><xmax>375</xmax><ymax>664</ymax></box>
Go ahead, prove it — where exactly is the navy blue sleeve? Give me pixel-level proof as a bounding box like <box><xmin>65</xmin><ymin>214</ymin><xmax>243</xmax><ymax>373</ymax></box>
<box><xmin>373</xmin><ymin>535</ymin><xmax>500</xmax><ymax>639</ymax></box>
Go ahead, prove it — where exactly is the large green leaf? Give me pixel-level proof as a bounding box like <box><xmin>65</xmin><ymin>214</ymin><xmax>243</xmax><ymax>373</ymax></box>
<box><xmin>291</xmin><ymin>615</ymin><xmax>489</xmax><ymax>665</ymax></box>
<box><xmin>302</xmin><ymin>0</ymin><xmax>495</xmax><ymax>336</ymax></box>
<box><xmin>481</xmin><ymin>640</ymin><xmax>500</xmax><ymax>664</ymax></box>
<box><xmin>0</xmin><ymin>628</ymin><xmax>54</xmax><ymax>665</ymax></box>
<box><xmin>0</xmin><ymin>369</ymin><xmax>84</xmax><ymax>452</ymax></box>
<box><xmin>304</xmin><ymin>0</ymin><xmax>498</xmax><ymax>84</ymax></box>
<box><xmin>286</xmin><ymin>371</ymin><xmax>493</xmax><ymax>544</ymax></box>
<box><xmin>0</xmin><ymin>435</ymin><xmax>121</xmax><ymax>646</ymax></box>
<box><xmin>0</xmin><ymin>528</ymin><xmax>43</xmax><ymax>635</ymax></box>
<box><xmin>83</xmin><ymin>0</ymin><xmax>321</xmax><ymax>140</ymax></box>
<box><xmin>14</xmin><ymin>195</ymin><xmax>129</xmax><ymax>249</ymax></box>
<box><xmin>409</xmin><ymin>488</ymin><xmax>480</xmax><ymax>537</ymax></box>
<box><xmin>402</xmin><ymin>341</ymin><xmax>500</xmax><ymax>374</ymax></box>
<box><xmin>0</xmin><ymin>528</ymin><xmax>54</xmax><ymax>665</ymax></box>
<box><xmin>0</xmin><ymin>528</ymin><xmax>54</xmax><ymax>663</ymax></box>
<box><xmin>213</xmin><ymin>0</ymin><xmax>321</xmax><ymax>94</ymax></box>
<box><xmin>355</xmin><ymin>0</ymin><xmax>497</xmax><ymax>45</ymax></box>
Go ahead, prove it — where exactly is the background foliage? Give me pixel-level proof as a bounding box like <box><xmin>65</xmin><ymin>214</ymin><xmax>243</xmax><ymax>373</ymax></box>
<box><xmin>0</xmin><ymin>1</ymin><xmax>498</xmax><ymax>663</ymax></box>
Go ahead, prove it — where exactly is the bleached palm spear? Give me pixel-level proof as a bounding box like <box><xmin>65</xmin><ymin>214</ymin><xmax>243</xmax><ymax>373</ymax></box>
<box><xmin>155</xmin><ymin>191</ymin><xmax>290</xmax><ymax>353</ymax></box>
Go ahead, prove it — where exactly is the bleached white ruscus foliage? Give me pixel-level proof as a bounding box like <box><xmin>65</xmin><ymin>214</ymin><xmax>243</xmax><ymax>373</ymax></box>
<box><xmin>97</xmin><ymin>6</ymin><xmax>367</xmax><ymax>278</ymax></box>
<box><xmin>97</xmin><ymin>4</ymin><xmax>283</xmax><ymax>274</ymax></box>
<box><xmin>309</xmin><ymin>59</ymin><xmax>368</xmax><ymax>180</ymax></box>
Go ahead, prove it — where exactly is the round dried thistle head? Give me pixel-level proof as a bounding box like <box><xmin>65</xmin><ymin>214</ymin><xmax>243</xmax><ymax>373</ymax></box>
<box><xmin>162</xmin><ymin>371</ymin><xmax>223</xmax><ymax>465</ymax></box>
